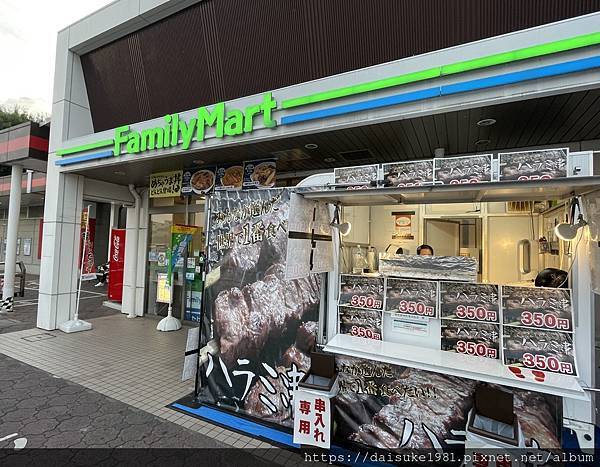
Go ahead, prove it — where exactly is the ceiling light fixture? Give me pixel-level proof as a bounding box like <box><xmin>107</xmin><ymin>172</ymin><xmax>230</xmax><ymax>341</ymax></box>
<box><xmin>193</xmin><ymin>159</ymin><xmax>205</xmax><ymax>165</ymax></box>
<box><xmin>324</xmin><ymin>157</ymin><xmax>336</xmax><ymax>163</ymax></box>
<box><xmin>475</xmin><ymin>139</ymin><xmax>491</xmax><ymax>146</ymax></box>
<box><xmin>477</xmin><ymin>118</ymin><xmax>496</xmax><ymax>127</ymax></box>
<box><xmin>304</xmin><ymin>143</ymin><xmax>318</xmax><ymax>150</ymax></box>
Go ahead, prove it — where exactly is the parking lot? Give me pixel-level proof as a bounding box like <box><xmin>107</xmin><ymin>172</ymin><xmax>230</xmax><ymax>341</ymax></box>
<box><xmin>0</xmin><ymin>276</ymin><xmax>118</xmax><ymax>334</ymax></box>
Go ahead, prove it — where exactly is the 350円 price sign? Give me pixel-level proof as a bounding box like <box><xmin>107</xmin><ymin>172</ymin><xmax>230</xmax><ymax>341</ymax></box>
<box><xmin>440</xmin><ymin>282</ymin><xmax>500</xmax><ymax>323</ymax></box>
<box><xmin>385</xmin><ymin>278</ymin><xmax>438</xmax><ymax>318</ymax></box>
<box><xmin>339</xmin><ymin>275</ymin><xmax>384</xmax><ymax>310</ymax></box>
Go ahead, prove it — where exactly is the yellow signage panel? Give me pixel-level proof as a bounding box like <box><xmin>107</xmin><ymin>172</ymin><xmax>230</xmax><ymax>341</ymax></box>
<box><xmin>150</xmin><ymin>170</ymin><xmax>183</xmax><ymax>198</ymax></box>
<box><xmin>156</xmin><ymin>273</ymin><xmax>171</xmax><ymax>303</ymax></box>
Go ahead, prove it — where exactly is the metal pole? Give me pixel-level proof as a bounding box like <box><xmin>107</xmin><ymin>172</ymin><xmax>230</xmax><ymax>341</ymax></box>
<box><xmin>1</xmin><ymin>164</ymin><xmax>22</xmax><ymax>313</ymax></box>
<box><xmin>194</xmin><ymin>194</ymin><xmax>211</xmax><ymax>398</ymax></box>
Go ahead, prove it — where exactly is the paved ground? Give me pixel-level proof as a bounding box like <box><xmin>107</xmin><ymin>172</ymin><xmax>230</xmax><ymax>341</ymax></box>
<box><xmin>0</xmin><ymin>285</ymin><xmax>305</xmax><ymax>465</ymax></box>
<box><xmin>0</xmin><ymin>355</ymin><xmax>281</xmax><ymax>465</ymax></box>
<box><xmin>0</xmin><ymin>276</ymin><xmax>117</xmax><ymax>334</ymax></box>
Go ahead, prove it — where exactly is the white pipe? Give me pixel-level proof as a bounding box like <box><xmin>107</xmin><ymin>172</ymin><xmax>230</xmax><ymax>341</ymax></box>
<box><xmin>127</xmin><ymin>184</ymin><xmax>141</xmax><ymax>319</ymax></box>
<box><xmin>2</xmin><ymin>164</ymin><xmax>23</xmax><ymax>309</ymax></box>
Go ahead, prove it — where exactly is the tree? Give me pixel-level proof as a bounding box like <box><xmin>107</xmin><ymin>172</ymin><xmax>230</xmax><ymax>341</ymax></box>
<box><xmin>0</xmin><ymin>105</ymin><xmax>47</xmax><ymax>131</ymax></box>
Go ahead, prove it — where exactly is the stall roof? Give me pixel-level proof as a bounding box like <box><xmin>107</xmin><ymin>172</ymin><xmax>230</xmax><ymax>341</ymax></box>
<box><xmin>302</xmin><ymin>176</ymin><xmax>600</xmax><ymax>206</ymax></box>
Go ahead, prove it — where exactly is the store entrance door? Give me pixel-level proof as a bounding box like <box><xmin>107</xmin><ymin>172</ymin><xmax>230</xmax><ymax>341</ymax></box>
<box><xmin>145</xmin><ymin>199</ymin><xmax>205</xmax><ymax>322</ymax></box>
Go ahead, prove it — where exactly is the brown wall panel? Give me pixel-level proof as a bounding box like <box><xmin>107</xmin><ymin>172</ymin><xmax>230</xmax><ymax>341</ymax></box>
<box><xmin>81</xmin><ymin>0</ymin><xmax>600</xmax><ymax>132</ymax></box>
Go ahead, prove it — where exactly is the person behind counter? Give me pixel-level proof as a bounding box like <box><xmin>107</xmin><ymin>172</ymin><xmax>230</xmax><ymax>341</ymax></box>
<box><xmin>417</xmin><ymin>244</ymin><xmax>434</xmax><ymax>256</ymax></box>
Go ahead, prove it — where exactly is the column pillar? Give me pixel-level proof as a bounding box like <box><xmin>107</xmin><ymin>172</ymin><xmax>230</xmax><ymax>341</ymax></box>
<box><xmin>1</xmin><ymin>164</ymin><xmax>23</xmax><ymax>312</ymax></box>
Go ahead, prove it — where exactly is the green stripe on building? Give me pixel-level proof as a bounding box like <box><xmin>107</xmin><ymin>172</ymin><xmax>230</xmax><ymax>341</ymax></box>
<box><xmin>280</xmin><ymin>31</ymin><xmax>600</xmax><ymax>109</ymax></box>
<box><xmin>56</xmin><ymin>139</ymin><xmax>114</xmax><ymax>156</ymax></box>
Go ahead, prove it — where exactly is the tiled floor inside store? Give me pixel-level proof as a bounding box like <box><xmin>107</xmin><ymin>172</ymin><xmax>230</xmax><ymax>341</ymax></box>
<box><xmin>0</xmin><ymin>314</ymin><xmax>302</xmax><ymax>463</ymax></box>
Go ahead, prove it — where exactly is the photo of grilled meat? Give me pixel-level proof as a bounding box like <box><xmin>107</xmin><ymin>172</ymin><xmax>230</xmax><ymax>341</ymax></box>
<box><xmin>244</xmin><ymin>365</ymin><xmax>293</xmax><ymax>424</ymax></box>
<box><xmin>296</xmin><ymin>321</ymin><xmax>318</xmax><ymax>352</ymax></box>
<box><xmin>334</xmin><ymin>356</ymin><xmax>561</xmax><ymax>453</ymax></box>
<box><xmin>214</xmin><ymin>264</ymin><xmax>321</xmax><ymax>367</ymax></box>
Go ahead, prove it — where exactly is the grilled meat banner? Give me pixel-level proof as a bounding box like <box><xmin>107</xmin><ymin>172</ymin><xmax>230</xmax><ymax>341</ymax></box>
<box><xmin>440</xmin><ymin>282</ymin><xmax>500</xmax><ymax>323</ymax></box>
<box><xmin>339</xmin><ymin>275</ymin><xmax>384</xmax><ymax>310</ymax></box>
<box><xmin>334</xmin><ymin>356</ymin><xmax>562</xmax><ymax>458</ymax></box>
<box><xmin>440</xmin><ymin>320</ymin><xmax>500</xmax><ymax>359</ymax></box>
<box><xmin>498</xmin><ymin>148</ymin><xmax>568</xmax><ymax>181</ymax></box>
<box><xmin>502</xmin><ymin>326</ymin><xmax>577</xmax><ymax>377</ymax></box>
<box><xmin>382</xmin><ymin>160</ymin><xmax>434</xmax><ymax>188</ymax></box>
<box><xmin>333</xmin><ymin>164</ymin><xmax>379</xmax><ymax>188</ymax></box>
<box><xmin>384</xmin><ymin>278</ymin><xmax>438</xmax><ymax>318</ymax></box>
<box><xmin>200</xmin><ymin>188</ymin><xmax>321</xmax><ymax>427</ymax></box>
<box><xmin>502</xmin><ymin>286</ymin><xmax>573</xmax><ymax>332</ymax></box>
<box><xmin>339</xmin><ymin>306</ymin><xmax>382</xmax><ymax>341</ymax></box>
<box><xmin>433</xmin><ymin>155</ymin><xmax>492</xmax><ymax>185</ymax></box>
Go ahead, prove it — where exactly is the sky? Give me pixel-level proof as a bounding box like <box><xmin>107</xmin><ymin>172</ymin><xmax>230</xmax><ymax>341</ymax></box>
<box><xmin>0</xmin><ymin>0</ymin><xmax>111</xmax><ymax>117</ymax></box>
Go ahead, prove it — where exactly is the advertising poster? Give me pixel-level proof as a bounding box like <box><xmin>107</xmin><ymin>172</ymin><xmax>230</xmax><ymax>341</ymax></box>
<box><xmin>440</xmin><ymin>319</ymin><xmax>500</xmax><ymax>359</ymax></box>
<box><xmin>334</xmin><ymin>356</ymin><xmax>562</xmax><ymax>453</ymax></box>
<box><xmin>384</xmin><ymin>278</ymin><xmax>438</xmax><ymax>318</ymax></box>
<box><xmin>382</xmin><ymin>160</ymin><xmax>434</xmax><ymax>187</ymax></box>
<box><xmin>215</xmin><ymin>163</ymin><xmax>244</xmax><ymax>190</ymax></box>
<box><xmin>433</xmin><ymin>154</ymin><xmax>492</xmax><ymax>185</ymax></box>
<box><xmin>168</xmin><ymin>225</ymin><xmax>197</xmax><ymax>285</ymax></box>
<box><xmin>200</xmin><ymin>188</ymin><xmax>321</xmax><ymax>427</ymax></box>
<box><xmin>339</xmin><ymin>275</ymin><xmax>384</xmax><ymax>310</ymax></box>
<box><xmin>498</xmin><ymin>148</ymin><xmax>568</xmax><ymax>181</ymax></box>
<box><xmin>391</xmin><ymin>211</ymin><xmax>415</xmax><ymax>240</ymax></box>
<box><xmin>243</xmin><ymin>159</ymin><xmax>277</xmax><ymax>189</ymax></box>
<box><xmin>502</xmin><ymin>286</ymin><xmax>573</xmax><ymax>332</ymax></box>
<box><xmin>22</xmin><ymin>238</ymin><xmax>31</xmax><ymax>256</ymax></box>
<box><xmin>502</xmin><ymin>326</ymin><xmax>577</xmax><ymax>376</ymax></box>
<box><xmin>439</xmin><ymin>282</ymin><xmax>500</xmax><ymax>323</ymax></box>
<box><xmin>339</xmin><ymin>306</ymin><xmax>382</xmax><ymax>340</ymax></box>
<box><xmin>333</xmin><ymin>164</ymin><xmax>378</xmax><ymax>189</ymax></box>
<box><xmin>182</xmin><ymin>166</ymin><xmax>216</xmax><ymax>195</ymax></box>
<box><xmin>149</xmin><ymin>170</ymin><xmax>183</xmax><ymax>198</ymax></box>
<box><xmin>108</xmin><ymin>228</ymin><xmax>126</xmax><ymax>303</ymax></box>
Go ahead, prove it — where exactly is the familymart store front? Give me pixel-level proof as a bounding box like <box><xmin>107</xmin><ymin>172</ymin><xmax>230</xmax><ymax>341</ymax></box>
<box><xmin>43</xmin><ymin>16</ymin><xmax>600</xmax><ymax>459</ymax></box>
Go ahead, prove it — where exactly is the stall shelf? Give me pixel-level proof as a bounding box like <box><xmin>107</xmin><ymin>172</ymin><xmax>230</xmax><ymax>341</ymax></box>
<box><xmin>302</xmin><ymin>176</ymin><xmax>600</xmax><ymax>206</ymax></box>
<box><xmin>324</xmin><ymin>334</ymin><xmax>587</xmax><ymax>400</ymax></box>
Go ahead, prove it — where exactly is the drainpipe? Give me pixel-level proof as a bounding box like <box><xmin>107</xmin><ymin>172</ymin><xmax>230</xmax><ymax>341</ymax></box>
<box><xmin>127</xmin><ymin>184</ymin><xmax>141</xmax><ymax>319</ymax></box>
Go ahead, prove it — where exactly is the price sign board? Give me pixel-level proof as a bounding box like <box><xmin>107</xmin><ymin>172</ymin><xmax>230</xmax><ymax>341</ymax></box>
<box><xmin>384</xmin><ymin>278</ymin><xmax>438</xmax><ymax>318</ymax></box>
<box><xmin>502</xmin><ymin>286</ymin><xmax>573</xmax><ymax>332</ymax></box>
<box><xmin>441</xmin><ymin>320</ymin><xmax>500</xmax><ymax>359</ymax></box>
<box><xmin>339</xmin><ymin>306</ymin><xmax>382</xmax><ymax>340</ymax></box>
<box><xmin>293</xmin><ymin>390</ymin><xmax>331</xmax><ymax>448</ymax></box>
<box><xmin>433</xmin><ymin>154</ymin><xmax>492</xmax><ymax>185</ymax></box>
<box><xmin>440</xmin><ymin>282</ymin><xmax>500</xmax><ymax>323</ymax></box>
<box><xmin>333</xmin><ymin>164</ymin><xmax>379</xmax><ymax>189</ymax></box>
<box><xmin>382</xmin><ymin>160</ymin><xmax>434</xmax><ymax>187</ymax></box>
<box><xmin>502</xmin><ymin>326</ymin><xmax>577</xmax><ymax>376</ymax></box>
<box><xmin>498</xmin><ymin>148</ymin><xmax>568</xmax><ymax>181</ymax></box>
<box><xmin>339</xmin><ymin>275</ymin><xmax>384</xmax><ymax>310</ymax></box>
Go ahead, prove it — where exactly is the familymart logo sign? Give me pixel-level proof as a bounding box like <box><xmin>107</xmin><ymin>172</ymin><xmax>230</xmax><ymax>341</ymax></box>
<box><xmin>115</xmin><ymin>93</ymin><xmax>276</xmax><ymax>155</ymax></box>
<box><xmin>55</xmin><ymin>93</ymin><xmax>277</xmax><ymax>165</ymax></box>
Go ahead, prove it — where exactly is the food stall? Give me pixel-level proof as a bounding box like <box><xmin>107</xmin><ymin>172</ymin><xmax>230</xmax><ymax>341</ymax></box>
<box><xmin>181</xmin><ymin>147</ymin><xmax>599</xmax><ymax>462</ymax></box>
